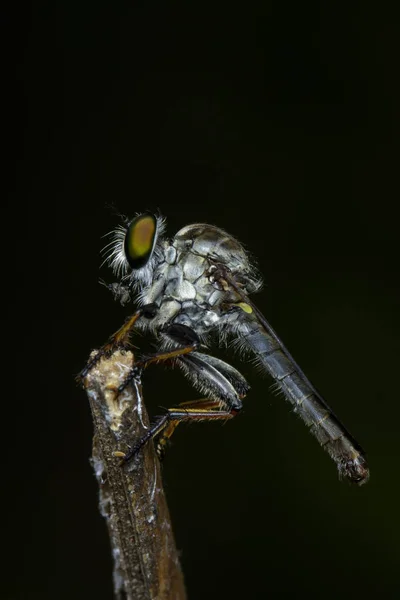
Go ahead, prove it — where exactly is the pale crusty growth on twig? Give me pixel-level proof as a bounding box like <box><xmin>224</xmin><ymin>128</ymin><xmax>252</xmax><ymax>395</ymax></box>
<box><xmin>83</xmin><ymin>350</ymin><xmax>186</xmax><ymax>600</ymax></box>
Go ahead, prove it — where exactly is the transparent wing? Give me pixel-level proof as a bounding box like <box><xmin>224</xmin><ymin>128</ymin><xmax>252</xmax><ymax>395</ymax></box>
<box><xmin>225</xmin><ymin>271</ymin><xmax>369</xmax><ymax>485</ymax></box>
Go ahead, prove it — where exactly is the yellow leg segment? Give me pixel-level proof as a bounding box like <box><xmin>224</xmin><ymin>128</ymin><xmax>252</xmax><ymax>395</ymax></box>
<box><xmin>123</xmin><ymin>398</ymin><xmax>239</xmax><ymax>463</ymax></box>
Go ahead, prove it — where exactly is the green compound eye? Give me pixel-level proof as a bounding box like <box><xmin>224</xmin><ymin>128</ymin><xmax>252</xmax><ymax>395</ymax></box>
<box><xmin>124</xmin><ymin>213</ymin><xmax>157</xmax><ymax>269</ymax></box>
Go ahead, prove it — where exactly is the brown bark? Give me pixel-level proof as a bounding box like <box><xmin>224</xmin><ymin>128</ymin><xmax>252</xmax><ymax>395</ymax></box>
<box><xmin>82</xmin><ymin>350</ymin><xmax>186</xmax><ymax>600</ymax></box>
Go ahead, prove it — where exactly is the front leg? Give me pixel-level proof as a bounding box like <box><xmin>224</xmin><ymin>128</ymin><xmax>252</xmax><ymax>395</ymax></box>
<box><xmin>77</xmin><ymin>303</ymin><xmax>159</xmax><ymax>382</ymax></box>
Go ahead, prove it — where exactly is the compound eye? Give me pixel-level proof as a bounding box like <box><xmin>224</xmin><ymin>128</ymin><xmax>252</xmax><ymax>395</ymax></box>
<box><xmin>124</xmin><ymin>213</ymin><xmax>157</xmax><ymax>269</ymax></box>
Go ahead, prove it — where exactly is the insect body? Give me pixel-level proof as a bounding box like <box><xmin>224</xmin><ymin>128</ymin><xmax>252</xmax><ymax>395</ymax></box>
<box><xmin>84</xmin><ymin>212</ymin><xmax>369</xmax><ymax>485</ymax></box>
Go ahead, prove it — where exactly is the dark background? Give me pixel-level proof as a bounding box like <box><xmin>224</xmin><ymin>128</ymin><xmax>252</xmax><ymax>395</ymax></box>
<box><xmin>11</xmin><ymin>2</ymin><xmax>399</xmax><ymax>599</ymax></box>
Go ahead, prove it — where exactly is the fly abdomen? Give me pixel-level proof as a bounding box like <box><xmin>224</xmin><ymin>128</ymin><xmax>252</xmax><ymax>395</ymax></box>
<box><xmin>241</xmin><ymin>325</ymin><xmax>369</xmax><ymax>485</ymax></box>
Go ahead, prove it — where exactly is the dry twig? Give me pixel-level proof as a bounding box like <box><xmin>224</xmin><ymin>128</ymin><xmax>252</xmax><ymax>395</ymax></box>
<box><xmin>82</xmin><ymin>350</ymin><xmax>186</xmax><ymax>600</ymax></box>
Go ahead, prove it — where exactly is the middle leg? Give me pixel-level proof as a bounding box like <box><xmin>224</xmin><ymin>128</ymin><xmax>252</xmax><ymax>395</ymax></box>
<box><xmin>121</xmin><ymin>398</ymin><xmax>241</xmax><ymax>463</ymax></box>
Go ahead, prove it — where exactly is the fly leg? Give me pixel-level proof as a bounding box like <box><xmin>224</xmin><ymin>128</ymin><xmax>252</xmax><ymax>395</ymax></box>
<box><xmin>155</xmin><ymin>398</ymin><xmax>239</xmax><ymax>460</ymax></box>
<box><xmin>120</xmin><ymin>349</ymin><xmax>248</xmax><ymax>464</ymax></box>
<box><xmin>78</xmin><ymin>303</ymin><xmax>159</xmax><ymax>381</ymax></box>
<box><xmin>121</xmin><ymin>398</ymin><xmax>241</xmax><ymax>464</ymax></box>
<box><xmin>117</xmin><ymin>324</ymin><xmax>202</xmax><ymax>393</ymax></box>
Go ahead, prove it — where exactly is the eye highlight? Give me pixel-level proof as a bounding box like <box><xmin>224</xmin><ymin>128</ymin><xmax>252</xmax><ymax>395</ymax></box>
<box><xmin>124</xmin><ymin>213</ymin><xmax>158</xmax><ymax>269</ymax></box>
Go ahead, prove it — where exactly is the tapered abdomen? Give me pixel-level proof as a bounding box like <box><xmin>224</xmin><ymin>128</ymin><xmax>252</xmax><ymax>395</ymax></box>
<box><xmin>241</xmin><ymin>322</ymin><xmax>369</xmax><ymax>485</ymax></box>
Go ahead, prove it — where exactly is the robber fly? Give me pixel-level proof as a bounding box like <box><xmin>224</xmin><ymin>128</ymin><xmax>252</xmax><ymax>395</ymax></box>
<box><xmin>81</xmin><ymin>212</ymin><xmax>369</xmax><ymax>485</ymax></box>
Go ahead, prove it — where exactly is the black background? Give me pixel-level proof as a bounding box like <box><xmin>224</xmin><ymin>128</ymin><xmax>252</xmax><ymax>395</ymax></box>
<box><xmin>11</xmin><ymin>2</ymin><xmax>400</xmax><ymax>599</ymax></box>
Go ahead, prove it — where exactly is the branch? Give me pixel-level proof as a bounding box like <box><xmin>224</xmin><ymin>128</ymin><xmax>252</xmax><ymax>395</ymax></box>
<box><xmin>82</xmin><ymin>350</ymin><xmax>186</xmax><ymax>600</ymax></box>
